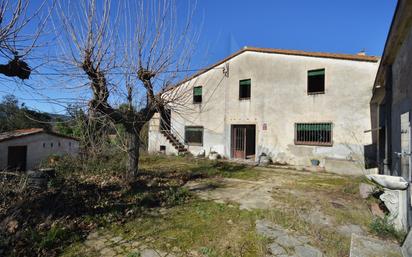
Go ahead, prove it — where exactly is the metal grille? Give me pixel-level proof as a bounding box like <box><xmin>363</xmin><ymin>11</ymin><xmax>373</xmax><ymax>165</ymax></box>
<box><xmin>232</xmin><ymin>126</ymin><xmax>246</xmax><ymax>158</ymax></box>
<box><xmin>185</xmin><ymin>126</ymin><xmax>203</xmax><ymax>145</ymax></box>
<box><xmin>295</xmin><ymin>122</ymin><xmax>332</xmax><ymax>146</ymax></box>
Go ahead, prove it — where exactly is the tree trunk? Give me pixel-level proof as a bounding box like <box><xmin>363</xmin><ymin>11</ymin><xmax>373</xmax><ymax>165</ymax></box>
<box><xmin>126</xmin><ymin>128</ymin><xmax>140</xmax><ymax>181</ymax></box>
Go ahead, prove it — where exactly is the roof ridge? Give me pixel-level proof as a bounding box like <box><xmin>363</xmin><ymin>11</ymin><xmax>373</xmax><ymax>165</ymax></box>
<box><xmin>164</xmin><ymin>46</ymin><xmax>379</xmax><ymax>92</ymax></box>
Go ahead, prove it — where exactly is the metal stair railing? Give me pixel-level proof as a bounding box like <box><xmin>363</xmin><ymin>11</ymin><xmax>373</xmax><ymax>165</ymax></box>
<box><xmin>160</xmin><ymin>126</ymin><xmax>186</xmax><ymax>149</ymax></box>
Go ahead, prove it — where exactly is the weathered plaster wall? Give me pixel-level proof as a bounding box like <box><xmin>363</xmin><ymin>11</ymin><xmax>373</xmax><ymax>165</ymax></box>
<box><xmin>149</xmin><ymin>50</ymin><xmax>379</xmax><ymax>174</ymax></box>
<box><xmin>390</xmin><ymin>24</ymin><xmax>412</xmax><ymax>178</ymax></box>
<box><xmin>390</xmin><ymin>24</ymin><xmax>412</xmax><ymax>229</ymax></box>
<box><xmin>148</xmin><ymin>113</ymin><xmax>179</xmax><ymax>155</ymax></box>
<box><xmin>0</xmin><ymin>133</ymin><xmax>79</xmax><ymax>170</ymax></box>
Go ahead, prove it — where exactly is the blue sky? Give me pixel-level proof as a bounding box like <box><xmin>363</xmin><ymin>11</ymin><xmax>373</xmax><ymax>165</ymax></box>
<box><xmin>0</xmin><ymin>0</ymin><xmax>397</xmax><ymax>113</ymax></box>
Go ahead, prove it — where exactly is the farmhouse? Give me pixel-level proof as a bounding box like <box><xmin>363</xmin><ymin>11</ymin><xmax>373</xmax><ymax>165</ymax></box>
<box><xmin>0</xmin><ymin>128</ymin><xmax>79</xmax><ymax>171</ymax></box>
<box><xmin>148</xmin><ymin>47</ymin><xmax>380</xmax><ymax>175</ymax></box>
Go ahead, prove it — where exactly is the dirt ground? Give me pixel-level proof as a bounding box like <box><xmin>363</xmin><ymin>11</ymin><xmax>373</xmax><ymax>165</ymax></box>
<box><xmin>60</xmin><ymin>160</ymin><xmax>402</xmax><ymax>257</ymax></box>
<box><xmin>3</xmin><ymin>155</ymin><xmax>402</xmax><ymax>257</ymax></box>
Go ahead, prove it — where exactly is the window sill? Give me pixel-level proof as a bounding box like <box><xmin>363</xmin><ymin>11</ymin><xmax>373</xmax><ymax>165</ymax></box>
<box><xmin>239</xmin><ymin>98</ymin><xmax>251</xmax><ymax>100</ymax></box>
<box><xmin>193</xmin><ymin>102</ymin><xmax>202</xmax><ymax>104</ymax></box>
<box><xmin>307</xmin><ymin>92</ymin><xmax>325</xmax><ymax>95</ymax></box>
<box><xmin>294</xmin><ymin>141</ymin><xmax>333</xmax><ymax>147</ymax></box>
<box><xmin>186</xmin><ymin>143</ymin><xmax>203</xmax><ymax>146</ymax></box>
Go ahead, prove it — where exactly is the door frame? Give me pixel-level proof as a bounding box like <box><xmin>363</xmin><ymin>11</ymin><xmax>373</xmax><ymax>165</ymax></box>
<box><xmin>230</xmin><ymin>124</ymin><xmax>256</xmax><ymax>159</ymax></box>
<box><xmin>7</xmin><ymin>145</ymin><xmax>28</xmax><ymax>171</ymax></box>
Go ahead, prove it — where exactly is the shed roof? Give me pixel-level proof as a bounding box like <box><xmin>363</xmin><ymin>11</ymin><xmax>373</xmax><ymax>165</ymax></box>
<box><xmin>0</xmin><ymin>128</ymin><xmax>79</xmax><ymax>143</ymax></box>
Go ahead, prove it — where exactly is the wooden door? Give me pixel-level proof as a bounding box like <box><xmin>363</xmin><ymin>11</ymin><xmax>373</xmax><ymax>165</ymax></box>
<box><xmin>232</xmin><ymin>126</ymin><xmax>246</xmax><ymax>159</ymax></box>
<box><xmin>7</xmin><ymin>146</ymin><xmax>27</xmax><ymax>171</ymax></box>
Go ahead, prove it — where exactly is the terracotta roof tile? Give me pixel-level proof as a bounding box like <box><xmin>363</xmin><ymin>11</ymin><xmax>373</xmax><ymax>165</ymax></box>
<box><xmin>0</xmin><ymin>128</ymin><xmax>79</xmax><ymax>142</ymax></box>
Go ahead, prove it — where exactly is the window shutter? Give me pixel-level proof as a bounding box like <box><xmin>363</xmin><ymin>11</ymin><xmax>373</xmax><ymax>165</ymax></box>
<box><xmin>308</xmin><ymin>69</ymin><xmax>325</xmax><ymax>77</ymax></box>
<box><xmin>193</xmin><ymin>87</ymin><xmax>202</xmax><ymax>96</ymax></box>
<box><xmin>239</xmin><ymin>79</ymin><xmax>251</xmax><ymax>86</ymax></box>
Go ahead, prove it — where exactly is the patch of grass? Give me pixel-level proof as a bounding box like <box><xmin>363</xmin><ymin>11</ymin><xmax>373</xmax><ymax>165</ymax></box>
<box><xmin>163</xmin><ymin>187</ymin><xmax>191</xmax><ymax>206</ymax></box>
<box><xmin>263</xmin><ymin>207</ymin><xmax>349</xmax><ymax>257</ymax></box>
<box><xmin>126</xmin><ymin>251</ymin><xmax>141</xmax><ymax>257</ymax></box>
<box><xmin>369</xmin><ymin>216</ymin><xmax>406</xmax><ymax>243</ymax></box>
<box><xmin>109</xmin><ymin>200</ymin><xmax>265</xmax><ymax>257</ymax></box>
<box><xmin>27</xmin><ymin>225</ymin><xmax>80</xmax><ymax>254</ymax></box>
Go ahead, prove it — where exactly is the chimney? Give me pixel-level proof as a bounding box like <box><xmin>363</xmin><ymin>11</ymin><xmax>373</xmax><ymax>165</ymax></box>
<box><xmin>357</xmin><ymin>49</ymin><xmax>366</xmax><ymax>56</ymax></box>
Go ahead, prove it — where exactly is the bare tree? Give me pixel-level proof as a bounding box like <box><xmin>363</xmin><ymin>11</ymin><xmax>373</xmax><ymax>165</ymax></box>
<box><xmin>0</xmin><ymin>0</ymin><xmax>50</xmax><ymax>80</ymax></box>
<box><xmin>56</xmin><ymin>0</ymin><xmax>197</xmax><ymax>181</ymax></box>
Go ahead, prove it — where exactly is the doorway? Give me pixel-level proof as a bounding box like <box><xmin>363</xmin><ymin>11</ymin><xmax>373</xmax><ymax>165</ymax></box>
<box><xmin>7</xmin><ymin>146</ymin><xmax>27</xmax><ymax>171</ymax></box>
<box><xmin>231</xmin><ymin>125</ymin><xmax>256</xmax><ymax>159</ymax></box>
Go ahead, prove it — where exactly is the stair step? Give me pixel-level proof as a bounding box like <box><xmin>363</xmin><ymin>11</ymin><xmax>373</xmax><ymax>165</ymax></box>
<box><xmin>160</xmin><ymin>130</ymin><xmax>186</xmax><ymax>152</ymax></box>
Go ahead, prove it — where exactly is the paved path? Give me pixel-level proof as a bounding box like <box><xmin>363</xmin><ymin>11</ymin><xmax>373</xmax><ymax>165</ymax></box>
<box><xmin>256</xmin><ymin>219</ymin><xmax>323</xmax><ymax>257</ymax></box>
<box><xmin>83</xmin><ymin>231</ymin><xmax>178</xmax><ymax>257</ymax></box>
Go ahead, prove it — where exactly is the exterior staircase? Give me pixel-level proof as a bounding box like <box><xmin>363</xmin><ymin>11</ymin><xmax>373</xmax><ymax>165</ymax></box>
<box><xmin>160</xmin><ymin>129</ymin><xmax>188</xmax><ymax>154</ymax></box>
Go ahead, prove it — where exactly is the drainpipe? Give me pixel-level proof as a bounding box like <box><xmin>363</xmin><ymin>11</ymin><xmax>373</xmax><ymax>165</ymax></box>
<box><xmin>384</xmin><ymin>66</ymin><xmax>393</xmax><ymax>175</ymax></box>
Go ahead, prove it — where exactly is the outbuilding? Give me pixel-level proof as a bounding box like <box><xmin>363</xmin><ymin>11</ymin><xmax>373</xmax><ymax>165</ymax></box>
<box><xmin>0</xmin><ymin>128</ymin><xmax>79</xmax><ymax>171</ymax></box>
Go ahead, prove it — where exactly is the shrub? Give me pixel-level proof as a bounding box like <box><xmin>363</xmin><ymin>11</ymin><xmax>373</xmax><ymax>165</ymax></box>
<box><xmin>164</xmin><ymin>187</ymin><xmax>191</xmax><ymax>206</ymax></box>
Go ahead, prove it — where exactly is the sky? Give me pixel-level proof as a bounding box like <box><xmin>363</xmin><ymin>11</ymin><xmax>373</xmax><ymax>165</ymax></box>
<box><xmin>0</xmin><ymin>0</ymin><xmax>398</xmax><ymax>114</ymax></box>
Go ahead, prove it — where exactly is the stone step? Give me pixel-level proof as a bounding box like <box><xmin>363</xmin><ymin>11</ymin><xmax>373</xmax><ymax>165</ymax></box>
<box><xmin>349</xmin><ymin>233</ymin><xmax>402</xmax><ymax>257</ymax></box>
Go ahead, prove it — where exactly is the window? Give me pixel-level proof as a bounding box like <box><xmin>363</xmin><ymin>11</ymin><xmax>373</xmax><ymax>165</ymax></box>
<box><xmin>43</xmin><ymin>143</ymin><xmax>46</xmax><ymax>148</ymax></box>
<box><xmin>193</xmin><ymin>86</ymin><xmax>202</xmax><ymax>103</ymax></box>
<box><xmin>69</xmin><ymin>142</ymin><xmax>71</xmax><ymax>148</ymax></box>
<box><xmin>308</xmin><ymin>69</ymin><xmax>325</xmax><ymax>94</ymax></box>
<box><xmin>239</xmin><ymin>79</ymin><xmax>251</xmax><ymax>99</ymax></box>
<box><xmin>295</xmin><ymin>122</ymin><xmax>332</xmax><ymax>146</ymax></box>
<box><xmin>50</xmin><ymin>142</ymin><xmax>53</xmax><ymax>148</ymax></box>
<box><xmin>58</xmin><ymin>142</ymin><xmax>61</xmax><ymax>147</ymax></box>
<box><xmin>185</xmin><ymin>126</ymin><xmax>203</xmax><ymax>145</ymax></box>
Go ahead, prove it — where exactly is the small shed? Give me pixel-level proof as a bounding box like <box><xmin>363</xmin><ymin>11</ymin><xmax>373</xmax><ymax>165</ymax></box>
<box><xmin>0</xmin><ymin>128</ymin><xmax>79</xmax><ymax>171</ymax></box>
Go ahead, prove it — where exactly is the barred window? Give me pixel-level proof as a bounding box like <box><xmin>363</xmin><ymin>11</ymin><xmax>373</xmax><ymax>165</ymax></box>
<box><xmin>295</xmin><ymin>123</ymin><xmax>332</xmax><ymax>146</ymax></box>
<box><xmin>185</xmin><ymin>126</ymin><xmax>203</xmax><ymax>145</ymax></box>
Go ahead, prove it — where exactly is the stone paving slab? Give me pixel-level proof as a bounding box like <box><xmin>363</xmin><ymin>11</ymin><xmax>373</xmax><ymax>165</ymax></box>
<box><xmin>349</xmin><ymin>233</ymin><xmax>402</xmax><ymax>257</ymax></box>
<box><xmin>256</xmin><ymin>219</ymin><xmax>323</xmax><ymax>257</ymax></box>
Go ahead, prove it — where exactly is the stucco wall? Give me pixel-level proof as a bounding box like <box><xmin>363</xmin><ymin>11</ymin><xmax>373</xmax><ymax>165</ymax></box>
<box><xmin>390</xmin><ymin>24</ymin><xmax>412</xmax><ymax>229</ymax></box>
<box><xmin>0</xmin><ymin>133</ymin><xmax>79</xmax><ymax>170</ymax></box>
<box><xmin>390</xmin><ymin>24</ymin><xmax>412</xmax><ymax>178</ymax></box>
<box><xmin>149</xmin><ymin>51</ymin><xmax>379</xmax><ymax>174</ymax></box>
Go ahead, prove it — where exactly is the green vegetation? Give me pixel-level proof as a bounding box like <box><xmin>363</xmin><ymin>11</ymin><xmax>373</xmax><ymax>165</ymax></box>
<box><xmin>0</xmin><ymin>94</ymin><xmax>53</xmax><ymax>132</ymax></box>
<box><xmin>64</xmin><ymin>201</ymin><xmax>267</xmax><ymax>257</ymax></box>
<box><xmin>369</xmin><ymin>216</ymin><xmax>406</xmax><ymax>242</ymax></box>
<box><xmin>4</xmin><ymin>153</ymin><xmax>403</xmax><ymax>257</ymax></box>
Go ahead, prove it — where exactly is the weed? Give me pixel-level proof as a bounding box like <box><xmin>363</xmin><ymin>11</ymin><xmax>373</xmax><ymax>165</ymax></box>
<box><xmin>126</xmin><ymin>251</ymin><xmax>141</xmax><ymax>257</ymax></box>
<box><xmin>164</xmin><ymin>187</ymin><xmax>191</xmax><ymax>206</ymax></box>
<box><xmin>369</xmin><ymin>216</ymin><xmax>406</xmax><ymax>242</ymax></box>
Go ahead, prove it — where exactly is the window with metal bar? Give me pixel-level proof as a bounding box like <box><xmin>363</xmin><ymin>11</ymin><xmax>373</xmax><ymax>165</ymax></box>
<box><xmin>295</xmin><ymin>122</ymin><xmax>332</xmax><ymax>146</ymax></box>
<box><xmin>193</xmin><ymin>86</ymin><xmax>202</xmax><ymax>103</ymax></box>
<box><xmin>185</xmin><ymin>126</ymin><xmax>203</xmax><ymax>145</ymax></box>
<box><xmin>239</xmin><ymin>79</ymin><xmax>251</xmax><ymax>99</ymax></box>
<box><xmin>308</xmin><ymin>69</ymin><xmax>325</xmax><ymax>94</ymax></box>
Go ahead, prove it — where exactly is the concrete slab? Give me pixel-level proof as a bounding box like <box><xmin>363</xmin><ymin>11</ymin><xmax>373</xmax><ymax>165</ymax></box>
<box><xmin>349</xmin><ymin>234</ymin><xmax>402</xmax><ymax>257</ymax></box>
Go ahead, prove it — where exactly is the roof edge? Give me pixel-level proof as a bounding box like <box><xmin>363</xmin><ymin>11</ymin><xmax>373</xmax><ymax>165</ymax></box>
<box><xmin>0</xmin><ymin>128</ymin><xmax>80</xmax><ymax>143</ymax></box>
<box><xmin>165</xmin><ymin>46</ymin><xmax>380</xmax><ymax>93</ymax></box>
